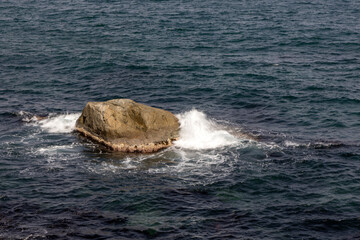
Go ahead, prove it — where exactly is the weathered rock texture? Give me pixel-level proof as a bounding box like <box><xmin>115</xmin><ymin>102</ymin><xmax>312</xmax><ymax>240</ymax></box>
<box><xmin>75</xmin><ymin>99</ymin><xmax>180</xmax><ymax>153</ymax></box>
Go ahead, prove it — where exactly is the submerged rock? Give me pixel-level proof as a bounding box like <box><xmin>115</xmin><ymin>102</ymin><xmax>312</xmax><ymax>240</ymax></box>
<box><xmin>75</xmin><ymin>99</ymin><xmax>180</xmax><ymax>153</ymax></box>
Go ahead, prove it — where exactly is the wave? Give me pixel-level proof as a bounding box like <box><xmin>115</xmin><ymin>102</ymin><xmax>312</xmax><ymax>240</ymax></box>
<box><xmin>284</xmin><ymin>140</ymin><xmax>346</xmax><ymax>149</ymax></box>
<box><xmin>20</xmin><ymin>112</ymin><xmax>81</xmax><ymax>133</ymax></box>
<box><xmin>38</xmin><ymin>113</ymin><xmax>81</xmax><ymax>133</ymax></box>
<box><xmin>174</xmin><ymin>109</ymin><xmax>239</xmax><ymax>150</ymax></box>
<box><xmin>18</xmin><ymin>110</ymin><xmax>42</xmax><ymax>122</ymax></box>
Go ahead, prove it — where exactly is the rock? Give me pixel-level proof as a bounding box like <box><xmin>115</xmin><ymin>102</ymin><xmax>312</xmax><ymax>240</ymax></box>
<box><xmin>75</xmin><ymin>99</ymin><xmax>180</xmax><ymax>153</ymax></box>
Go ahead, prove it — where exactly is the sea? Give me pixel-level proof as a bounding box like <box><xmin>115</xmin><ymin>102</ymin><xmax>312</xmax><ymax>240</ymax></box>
<box><xmin>1</xmin><ymin>0</ymin><xmax>359</xmax><ymax>239</ymax></box>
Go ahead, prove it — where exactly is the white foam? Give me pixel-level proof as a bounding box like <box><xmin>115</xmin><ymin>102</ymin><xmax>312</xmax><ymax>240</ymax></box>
<box><xmin>38</xmin><ymin>113</ymin><xmax>81</xmax><ymax>133</ymax></box>
<box><xmin>18</xmin><ymin>110</ymin><xmax>29</xmax><ymax>117</ymax></box>
<box><xmin>174</xmin><ymin>109</ymin><xmax>239</xmax><ymax>150</ymax></box>
<box><xmin>284</xmin><ymin>140</ymin><xmax>301</xmax><ymax>147</ymax></box>
<box><xmin>18</xmin><ymin>110</ymin><xmax>39</xmax><ymax>122</ymax></box>
<box><xmin>36</xmin><ymin>145</ymin><xmax>74</xmax><ymax>154</ymax></box>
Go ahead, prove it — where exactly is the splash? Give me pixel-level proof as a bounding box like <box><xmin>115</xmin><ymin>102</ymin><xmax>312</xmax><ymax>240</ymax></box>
<box><xmin>37</xmin><ymin>113</ymin><xmax>81</xmax><ymax>133</ymax></box>
<box><xmin>174</xmin><ymin>109</ymin><xmax>239</xmax><ymax>150</ymax></box>
<box><xmin>18</xmin><ymin>110</ymin><xmax>39</xmax><ymax>122</ymax></box>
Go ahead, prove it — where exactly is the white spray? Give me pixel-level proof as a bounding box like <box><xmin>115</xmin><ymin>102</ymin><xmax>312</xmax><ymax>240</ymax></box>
<box><xmin>174</xmin><ymin>109</ymin><xmax>238</xmax><ymax>150</ymax></box>
<box><xmin>37</xmin><ymin>113</ymin><xmax>81</xmax><ymax>133</ymax></box>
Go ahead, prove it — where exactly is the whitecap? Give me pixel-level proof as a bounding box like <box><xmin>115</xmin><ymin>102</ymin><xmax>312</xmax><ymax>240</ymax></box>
<box><xmin>284</xmin><ymin>140</ymin><xmax>301</xmax><ymax>147</ymax></box>
<box><xmin>37</xmin><ymin>113</ymin><xmax>81</xmax><ymax>133</ymax></box>
<box><xmin>174</xmin><ymin>109</ymin><xmax>239</xmax><ymax>150</ymax></box>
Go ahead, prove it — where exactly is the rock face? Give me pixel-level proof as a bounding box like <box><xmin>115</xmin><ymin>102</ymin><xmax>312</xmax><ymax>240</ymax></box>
<box><xmin>75</xmin><ymin>99</ymin><xmax>180</xmax><ymax>153</ymax></box>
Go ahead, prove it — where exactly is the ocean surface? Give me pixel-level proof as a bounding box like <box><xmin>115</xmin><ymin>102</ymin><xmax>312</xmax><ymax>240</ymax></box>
<box><xmin>1</xmin><ymin>0</ymin><xmax>360</xmax><ymax>239</ymax></box>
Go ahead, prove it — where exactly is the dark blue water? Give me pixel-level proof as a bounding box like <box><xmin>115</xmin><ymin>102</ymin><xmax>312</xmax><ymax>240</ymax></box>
<box><xmin>1</xmin><ymin>0</ymin><xmax>360</xmax><ymax>239</ymax></box>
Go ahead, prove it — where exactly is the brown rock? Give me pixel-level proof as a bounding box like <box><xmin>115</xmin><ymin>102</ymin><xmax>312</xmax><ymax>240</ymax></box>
<box><xmin>75</xmin><ymin>99</ymin><xmax>180</xmax><ymax>153</ymax></box>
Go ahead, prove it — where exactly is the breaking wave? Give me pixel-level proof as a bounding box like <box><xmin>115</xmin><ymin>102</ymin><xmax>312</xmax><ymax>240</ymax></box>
<box><xmin>38</xmin><ymin>113</ymin><xmax>81</xmax><ymax>133</ymax></box>
<box><xmin>174</xmin><ymin>109</ymin><xmax>239</xmax><ymax>150</ymax></box>
<box><xmin>21</xmin><ymin>112</ymin><xmax>81</xmax><ymax>133</ymax></box>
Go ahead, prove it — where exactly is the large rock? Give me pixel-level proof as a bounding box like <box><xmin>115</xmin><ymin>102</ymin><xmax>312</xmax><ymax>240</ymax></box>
<box><xmin>75</xmin><ymin>99</ymin><xmax>180</xmax><ymax>153</ymax></box>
